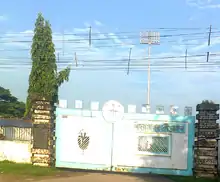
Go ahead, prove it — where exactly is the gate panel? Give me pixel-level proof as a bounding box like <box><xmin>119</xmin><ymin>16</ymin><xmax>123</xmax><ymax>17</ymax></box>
<box><xmin>56</xmin><ymin>114</ymin><xmax>112</xmax><ymax>171</ymax></box>
<box><xmin>111</xmin><ymin>114</ymin><xmax>195</xmax><ymax>176</ymax></box>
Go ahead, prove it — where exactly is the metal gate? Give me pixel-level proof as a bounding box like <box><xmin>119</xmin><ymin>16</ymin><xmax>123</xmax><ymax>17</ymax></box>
<box><xmin>55</xmin><ymin>102</ymin><xmax>195</xmax><ymax>176</ymax></box>
<box><xmin>55</xmin><ymin>114</ymin><xmax>113</xmax><ymax>171</ymax></box>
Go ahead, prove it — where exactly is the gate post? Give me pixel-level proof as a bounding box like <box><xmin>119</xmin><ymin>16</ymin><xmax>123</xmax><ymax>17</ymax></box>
<box><xmin>194</xmin><ymin>102</ymin><xmax>219</xmax><ymax>178</ymax></box>
<box><xmin>31</xmin><ymin>99</ymin><xmax>56</xmax><ymax>167</ymax></box>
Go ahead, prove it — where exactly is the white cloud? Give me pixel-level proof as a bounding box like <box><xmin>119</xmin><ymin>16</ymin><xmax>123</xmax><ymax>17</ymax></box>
<box><xmin>84</xmin><ymin>22</ymin><xmax>90</xmax><ymax>27</ymax></box>
<box><xmin>0</xmin><ymin>15</ymin><xmax>7</xmax><ymax>21</ymax></box>
<box><xmin>186</xmin><ymin>0</ymin><xmax>220</xmax><ymax>9</ymax></box>
<box><xmin>94</xmin><ymin>20</ymin><xmax>103</xmax><ymax>26</ymax></box>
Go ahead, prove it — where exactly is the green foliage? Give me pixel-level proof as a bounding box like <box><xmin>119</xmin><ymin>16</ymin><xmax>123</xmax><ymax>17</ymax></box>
<box><xmin>25</xmin><ymin>13</ymin><xmax>70</xmax><ymax>116</ymax></box>
<box><xmin>0</xmin><ymin>160</ymin><xmax>59</xmax><ymax>176</ymax></box>
<box><xmin>0</xmin><ymin>86</ymin><xmax>25</xmax><ymax>118</ymax></box>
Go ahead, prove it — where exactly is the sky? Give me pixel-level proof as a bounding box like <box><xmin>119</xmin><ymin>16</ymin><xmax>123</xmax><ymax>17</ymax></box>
<box><xmin>0</xmin><ymin>0</ymin><xmax>220</xmax><ymax>114</ymax></box>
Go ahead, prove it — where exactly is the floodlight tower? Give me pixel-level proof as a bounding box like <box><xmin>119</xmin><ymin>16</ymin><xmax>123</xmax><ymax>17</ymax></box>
<box><xmin>140</xmin><ymin>31</ymin><xmax>160</xmax><ymax>112</ymax></box>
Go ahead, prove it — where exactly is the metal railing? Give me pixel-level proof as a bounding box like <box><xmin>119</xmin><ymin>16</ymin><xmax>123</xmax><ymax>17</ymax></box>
<box><xmin>0</xmin><ymin>126</ymin><xmax>32</xmax><ymax>141</ymax></box>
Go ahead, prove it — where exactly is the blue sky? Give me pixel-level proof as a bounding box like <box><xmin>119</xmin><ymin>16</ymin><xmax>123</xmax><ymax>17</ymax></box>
<box><xmin>0</xmin><ymin>0</ymin><xmax>220</xmax><ymax>114</ymax></box>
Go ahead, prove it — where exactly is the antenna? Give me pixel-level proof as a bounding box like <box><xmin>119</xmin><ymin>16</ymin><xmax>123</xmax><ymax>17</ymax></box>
<box><xmin>127</xmin><ymin>48</ymin><xmax>132</xmax><ymax>75</ymax></box>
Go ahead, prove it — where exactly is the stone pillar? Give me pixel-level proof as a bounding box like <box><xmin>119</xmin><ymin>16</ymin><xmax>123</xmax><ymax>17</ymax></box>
<box><xmin>31</xmin><ymin>100</ymin><xmax>56</xmax><ymax>167</ymax></box>
<box><xmin>194</xmin><ymin>103</ymin><xmax>219</xmax><ymax>178</ymax></box>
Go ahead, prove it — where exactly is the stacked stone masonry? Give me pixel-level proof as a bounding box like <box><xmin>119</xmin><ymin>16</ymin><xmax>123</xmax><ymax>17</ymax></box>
<box><xmin>194</xmin><ymin>103</ymin><xmax>219</xmax><ymax>178</ymax></box>
<box><xmin>31</xmin><ymin>100</ymin><xmax>55</xmax><ymax>167</ymax></box>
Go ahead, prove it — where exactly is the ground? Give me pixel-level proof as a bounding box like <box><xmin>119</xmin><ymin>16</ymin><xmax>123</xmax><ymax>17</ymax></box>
<box><xmin>0</xmin><ymin>161</ymin><xmax>218</xmax><ymax>182</ymax></box>
<box><xmin>0</xmin><ymin>172</ymin><xmax>174</xmax><ymax>182</ymax></box>
<box><xmin>0</xmin><ymin>161</ymin><xmax>172</xmax><ymax>182</ymax></box>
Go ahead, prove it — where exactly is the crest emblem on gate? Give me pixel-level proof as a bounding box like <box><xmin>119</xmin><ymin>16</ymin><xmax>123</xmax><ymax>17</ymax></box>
<box><xmin>77</xmin><ymin>129</ymin><xmax>90</xmax><ymax>154</ymax></box>
<box><xmin>102</xmin><ymin>100</ymin><xmax>124</xmax><ymax>123</ymax></box>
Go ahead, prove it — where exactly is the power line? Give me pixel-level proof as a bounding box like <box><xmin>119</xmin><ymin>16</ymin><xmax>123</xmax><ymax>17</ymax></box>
<box><xmin>0</xmin><ymin>27</ymin><xmax>210</xmax><ymax>36</ymax></box>
<box><xmin>0</xmin><ymin>66</ymin><xmax>219</xmax><ymax>73</ymax></box>
<box><xmin>1</xmin><ymin>52</ymin><xmax>219</xmax><ymax>63</ymax></box>
<box><xmin>0</xmin><ymin>30</ymin><xmax>218</xmax><ymax>43</ymax></box>
<box><xmin>0</xmin><ymin>27</ymin><xmax>219</xmax><ymax>73</ymax></box>
<box><xmin>0</xmin><ymin>31</ymin><xmax>216</xmax><ymax>53</ymax></box>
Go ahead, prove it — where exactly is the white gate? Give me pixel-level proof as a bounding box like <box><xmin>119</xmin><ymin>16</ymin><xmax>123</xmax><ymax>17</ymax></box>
<box><xmin>56</xmin><ymin>115</ymin><xmax>113</xmax><ymax>171</ymax></box>
<box><xmin>55</xmin><ymin>100</ymin><xmax>194</xmax><ymax>176</ymax></box>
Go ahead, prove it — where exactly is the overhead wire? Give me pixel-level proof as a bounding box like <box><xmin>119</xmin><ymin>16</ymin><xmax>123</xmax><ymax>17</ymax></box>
<box><xmin>0</xmin><ymin>52</ymin><xmax>220</xmax><ymax>63</ymax></box>
<box><xmin>0</xmin><ymin>31</ymin><xmax>216</xmax><ymax>43</ymax></box>
<box><xmin>0</xmin><ymin>36</ymin><xmax>213</xmax><ymax>52</ymax></box>
<box><xmin>0</xmin><ymin>29</ymin><xmax>216</xmax><ymax>53</ymax></box>
<box><xmin>0</xmin><ymin>27</ymin><xmax>219</xmax><ymax>72</ymax></box>
<box><xmin>0</xmin><ymin>29</ymin><xmax>217</xmax><ymax>42</ymax></box>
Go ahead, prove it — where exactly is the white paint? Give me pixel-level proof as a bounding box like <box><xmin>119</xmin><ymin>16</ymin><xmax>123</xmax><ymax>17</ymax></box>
<box><xmin>0</xmin><ymin>140</ymin><xmax>31</xmax><ymax>163</ymax></box>
<box><xmin>75</xmin><ymin>100</ymin><xmax>83</xmax><ymax>109</ymax></box>
<box><xmin>59</xmin><ymin>99</ymin><xmax>67</xmax><ymax>108</ymax></box>
<box><xmin>128</xmin><ymin>105</ymin><xmax>136</xmax><ymax>113</ymax></box>
<box><xmin>141</xmin><ymin>106</ymin><xmax>147</xmax><ymax>113</ymax></box>
<box><xmin>90</xmin><ymin>101</ymin><xmax>99</xmax><ymax>110</ymax></box>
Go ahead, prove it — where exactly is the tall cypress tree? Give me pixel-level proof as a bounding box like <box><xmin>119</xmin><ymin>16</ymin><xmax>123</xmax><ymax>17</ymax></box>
<box><xmin>25</xmin><ymin>13</ymin><xmax>70</xmax><ymax>117</ymax></box>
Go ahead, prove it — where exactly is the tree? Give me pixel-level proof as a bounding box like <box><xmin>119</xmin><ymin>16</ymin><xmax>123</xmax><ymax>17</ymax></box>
<box><xmin>25</xmin><ymin>13</ymin><xmax>70</xmax><ymax>116</ymax></box>
<box><xmin>0</xmin><ymin>86</ymin><xmax>25</xmax><ymax>118</ymax></box>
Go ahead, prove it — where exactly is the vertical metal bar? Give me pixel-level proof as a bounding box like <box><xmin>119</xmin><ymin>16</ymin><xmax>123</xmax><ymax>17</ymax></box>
<box><xmin>110</xmin><ymin>123</ymin><xmax>115</xmax><ymax>171</ymax></box>
<box><xmin>147</xmin><ymin>44</ymin><xmax>151</xmax><ymax>106</ymax></box>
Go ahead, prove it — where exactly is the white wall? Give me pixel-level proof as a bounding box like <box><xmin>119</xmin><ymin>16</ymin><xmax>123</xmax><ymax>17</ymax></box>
<box><xmin>0</xmin><ymin>140</ymin><xmax>32</xmax><ymax>163</ymax></box>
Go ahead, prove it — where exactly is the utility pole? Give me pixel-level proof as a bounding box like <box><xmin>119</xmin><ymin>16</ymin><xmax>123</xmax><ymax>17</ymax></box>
<box><xmin>140</xmin><ymin>31</ymin><xmax>160</xmax><ymax>113</ymax></box>
<box><xmin>127</xmin><ymin>48</ymin><xmax>132</xmax><ymax>75</ymax></box>
<box><xmin>207</xmin><ymin>25</ymin><xmax>212</xmax><ymax>62</ymax></box>
<box><xmin>89</xmin><ymin>26</ymin><xmax>92</xmax><ymax>47</ymax></box>
<box><xmin>185</xmin><ymin>49</ymin><xmax>188</xmax><ymax>70</ymax></box>
<box><xmin>74</xmin><ymin>52</ymin><xmax>78</xmax><ymax>67</ymax></box>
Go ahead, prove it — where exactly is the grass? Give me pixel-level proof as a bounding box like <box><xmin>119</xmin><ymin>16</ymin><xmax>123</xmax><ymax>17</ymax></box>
<box><xmin>2</xmin><ymin>160</ymin><xmax>219</xmax><ymax>181</ymax></box>
<box><xmin>0</xmin><ymin>160</ymin><xmax>60</xmax><ymax>177</ymax></box>
<box><xmin>167</xmin><ymin>175</ymin><xmax>220</xmax><ymax>182</ymax></box>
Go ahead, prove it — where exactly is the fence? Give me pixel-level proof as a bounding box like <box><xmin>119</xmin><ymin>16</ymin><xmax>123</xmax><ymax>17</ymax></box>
<box><xmin>0</xmin><ymin>126</ymin><xmax>32</xmax><ymax>141</ymax></box>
